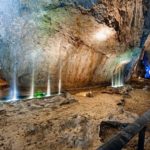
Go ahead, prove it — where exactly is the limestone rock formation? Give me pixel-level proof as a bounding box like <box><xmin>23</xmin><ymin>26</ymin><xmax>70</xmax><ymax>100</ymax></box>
<box><xmin>0</xmin><ymin>0</ymin><xmax>144</xmax><ymax>91</ymax></box>
<box><xmin>141</xmin><ymin>0</ymin><xmax>150</xmax><ymax>47</ymax></box>
<box><xmin>145</xmin><ymin>35</ymin><xmax>150</xmax><ymax>51</ymax></box>
<box><xmin>143</xmin><ymin>0</ymin><xmax>150</xmax><ymax>52</ymax></box>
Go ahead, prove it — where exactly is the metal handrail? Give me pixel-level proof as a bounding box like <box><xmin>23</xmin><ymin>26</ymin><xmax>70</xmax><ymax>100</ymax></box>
<box><xmin>97</xmin><ymin>110</ymin><xmax>150</xmax><ymax>150</ymax></box>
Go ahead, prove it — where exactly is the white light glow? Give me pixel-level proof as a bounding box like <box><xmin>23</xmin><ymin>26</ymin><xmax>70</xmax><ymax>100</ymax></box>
<box><xmin>29</xmin><ymin>69</ymin><xmax>35</xmax><ymax>99</ymax></box>
<box><xmin>46</xmin><ymin>74</ymin><xmax>51</xmax><ymax>97</ymax></box>
<box><xmin>112</xmin><ymin>59</ymin><xmax>130</xmax><ymax>88</ymax></box>
<box><xmin>94</xmin><ymin>27</ymin><xmax>115</xmax><ymax>42</ymax></box>
<box><xmin>112</xmin><ymin>67</ymin><xmax>124</xmax><ymax>88</ymax></box>
<box><xmin>119</xmin><ymin>60</ymin><xmax>130</xmax><ymax>65</ymax></box>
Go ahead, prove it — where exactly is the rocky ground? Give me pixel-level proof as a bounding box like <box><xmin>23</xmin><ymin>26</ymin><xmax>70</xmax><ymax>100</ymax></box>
<box><xmin>0</xmin><ymin>80</ymin><xmax>150</xmax><ymax>150</ymax></box>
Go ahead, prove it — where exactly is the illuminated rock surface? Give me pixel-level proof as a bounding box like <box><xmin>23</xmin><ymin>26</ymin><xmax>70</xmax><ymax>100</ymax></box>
<box><xmin>0</xmin><ymin>0</ymin><xmax>144</xmax><ymax>91</ymax></box>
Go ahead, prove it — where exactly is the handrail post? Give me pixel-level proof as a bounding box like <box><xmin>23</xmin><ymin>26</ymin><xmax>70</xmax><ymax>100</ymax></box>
<box><xmin>137</xmin><ymin>126</ymin><xmax>146</xmax><ymax>150</ymax></box>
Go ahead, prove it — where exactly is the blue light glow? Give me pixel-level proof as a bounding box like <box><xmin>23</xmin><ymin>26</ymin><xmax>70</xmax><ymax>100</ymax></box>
<box><xmin>145</xmin><ymin>66</ymin><xmax>150</xmax><ymax>78</ymax></box>
<box><xmin>142</xmin><ymin>52</ymin><xmax>150</xmax><ymax>78</ymax></box>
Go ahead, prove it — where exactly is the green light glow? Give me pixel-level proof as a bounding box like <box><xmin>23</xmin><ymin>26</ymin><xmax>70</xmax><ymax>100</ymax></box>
<box><xmin>34</xmin><ymin>91</ymin><xmax>46</xmax><ymax>99</ymax></box>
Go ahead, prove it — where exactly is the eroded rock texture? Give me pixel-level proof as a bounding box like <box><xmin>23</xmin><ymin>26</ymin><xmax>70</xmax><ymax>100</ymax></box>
<box><xmin>143</xmin><ymin>0</ymin><xmax>150</xmax><ymax>50</ymax></box>
<box><xmin>141</xmin><ymin>0</ymin><xmax>150</xmax><ymax>48</ymax></box>
<box><xmin>0</xmin><ymin>0</ymin><xmax>143</xmax><ymax>90</ymax></box>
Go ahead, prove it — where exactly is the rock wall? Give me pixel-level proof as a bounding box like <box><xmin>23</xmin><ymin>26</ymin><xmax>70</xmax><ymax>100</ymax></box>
<box><xmin>142</xmin><ymin>0</ymin><xmax>150</xmax><ymax>50</ymax></box>
<box><xmin>0</xmin><ymin>0</ymin><xmax>144</xmax><ymax>91</ymax></box>
<box><xmin>141</xmin><ymin>0</ymin><xmax>150</xmax><ymax>47</ymax></box>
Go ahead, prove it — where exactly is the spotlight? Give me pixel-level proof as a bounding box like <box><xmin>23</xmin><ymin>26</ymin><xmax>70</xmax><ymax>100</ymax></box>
<box><xmin>94</xmin><ymin>26</ymin><xmax>115</xmax><ymax>42</ymax></box>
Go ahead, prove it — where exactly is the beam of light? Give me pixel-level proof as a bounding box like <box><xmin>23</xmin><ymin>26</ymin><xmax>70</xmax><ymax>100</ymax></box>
<box><xmin>46</xmin><ymin>74</ymin><xmax>51</xmax><ymax>97</ymax></box>
<box><xmin>1</xmin><ymin>0</ymin><xmax>21</xmax><ymax>102</ymax></box>
<box><xmin>29</xmin><ymin>73</ymin><xmax>34</xmax><ymax>99</ymax></box>
<box><xmin>58</xmin><ymin>40</ymin><xmax>62</xmax><ymax>95</ymax></box>
<box><xmin>9</xmin><ymin>80</ymin><xmax>18</xmax><ymax>102</ymax></box>
<box><xmin>12</xmin><ymin>65</ymin><xmax>18</xmax><ymax>101</ymax></box>
<box><xmin>9</xmin><ymin>48</ymin><xmax>19</xmax><ymax>102</ymax></box>
<box><xmin>29</xmin><ymin>66</ymin><xmax>35</xmax><ymax>99</ymax></box>
<box><xmin>112</xmin><ymin>60</ymin><xmax>130</xmax><ymax>88</ymax></box>
<box><xmin>112</xmin><ymin>67</ymin><xmax>124</xmax><ymax>88</ymax></box>
<box><xmin>58</xmin><ymin>77</ymin><xmax>62</xmax><ymax>95</ymax></box>
<box><xmin>94</xmin><ymin>26</ymin><xmax>115</xmax><ymax>42</ymax></box>
<box><xmin>29</xmin><ymin>56</ymin><xmax>35</xmax><ymax>99</ymax></box>
<box><xmin>58</xmin><ymin>59</ymin><xmax>62</xmax><ymax>95</ymax></box>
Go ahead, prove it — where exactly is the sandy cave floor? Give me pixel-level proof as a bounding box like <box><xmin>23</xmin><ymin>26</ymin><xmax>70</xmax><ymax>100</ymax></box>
<box><xmin>0</xmin><ymin>80</ymin><xmax>150</xmax><ymax>150</ymax></box>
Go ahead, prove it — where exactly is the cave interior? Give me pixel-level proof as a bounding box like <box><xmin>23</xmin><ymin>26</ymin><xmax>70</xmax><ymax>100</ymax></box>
<box><xmin>0</xmin><ymin>0</ymin><xmax>150</xmax><ymax>150</ymax></box>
